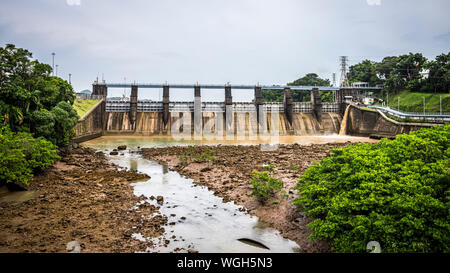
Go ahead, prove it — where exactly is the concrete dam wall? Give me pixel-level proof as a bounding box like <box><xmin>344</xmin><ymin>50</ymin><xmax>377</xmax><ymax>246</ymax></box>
<box><xmin>104</xmin><ymin>111</ymin><xmax>342</xmax><ymax>136</ymax></box>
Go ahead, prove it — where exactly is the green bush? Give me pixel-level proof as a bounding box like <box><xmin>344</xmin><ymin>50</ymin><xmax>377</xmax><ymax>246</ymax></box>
<box><xmin>263</xmin><ymin>164</ymin><xmax>276</xmax><ymax>171</ymax></box>
<box><xmin>0</xmin><ymin>126</ymin><xmax>60</xmax><ymax>186</ymax></box>
<box><xmin>293</xmin><ymin>125</ymin><xmax>450</xmax><ymax>253</ymax></box>
<box><xmin>250</xmin><ymin>170</ymin><xmax>284</xmax><ymax>203</ymax></box>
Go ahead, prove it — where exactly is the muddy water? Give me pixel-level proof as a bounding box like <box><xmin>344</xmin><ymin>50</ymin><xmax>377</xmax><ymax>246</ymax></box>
<box><xmin>85</xmin><ymin>134</ymin><xmax>377</xmax><ymax>149</ymax></box>
<box><xmin>0</xmin><ymin>186</ymin><xmax>37</xmax><ymax>204</ymax></box>
<box><xmin>83</xmin><ymin>135</ymin><xmax>376</xmax><ymax>253</ymax></box>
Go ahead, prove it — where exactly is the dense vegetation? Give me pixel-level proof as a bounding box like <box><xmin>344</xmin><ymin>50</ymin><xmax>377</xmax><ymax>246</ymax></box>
<box><xmin>0</xmin><ymin>44</ymin><xmax>78</xmax><ymax>186</ymax></box>
<box><xmin>262</xmin><ymin>73</ymin><xmax>333</xmax><ymax>103</ymax></box>
<box><xmin>348</xmin><ymin>52</ymin><xmax>450</xmax><ymax>94</ymax></box>
<box><xmin>0</xmin><ymin>126</ymin><xmax>59</xmax><ymax>186</ymax></box>
<box><xmin>294</xmin><ymin>125</ymin><xmax>450</xmax><ymax>253</ymax></box>
<box><xmin>0</xmin><ymin>44</ymin><xmax>79</xmax><ymax>146</ymax></box>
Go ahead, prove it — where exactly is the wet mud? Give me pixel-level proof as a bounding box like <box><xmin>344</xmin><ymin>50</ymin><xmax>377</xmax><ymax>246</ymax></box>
<box><xmin>0</xmin><ymin>147</ymin><xmax>166</xmax><ymax>253</ymax></box>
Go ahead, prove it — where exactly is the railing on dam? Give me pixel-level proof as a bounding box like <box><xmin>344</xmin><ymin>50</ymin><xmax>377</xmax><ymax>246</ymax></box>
<box><xmin>322</xmin><ymin>103</ymin><xmax>341</xmax><ymax>113</ymax></box>
<box><xmin>369</xmin><ymin>106</ymin><xmax>450</xmax><ymax>122</ymax></box>
<box><xmin>105</xmin><ymin>100</ymin><xmax>341</xmax><ymax>113</ymax></box>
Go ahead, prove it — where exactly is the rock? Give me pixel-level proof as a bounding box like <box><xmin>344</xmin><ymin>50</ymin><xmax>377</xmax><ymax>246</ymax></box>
<box><xmin>72</xmin><ymin>142</ymin><xmax>79</xmax><ymax>149</ymax></box>
<box><xmin>156</xmin><ymin>196</ymin><xmax>164</xmax><ymax>205</ymax></box>
<box><xmin>188</xmin><ymin>249</ymin><xmax>198</xmax><ymax>253</ymax></box>
<box><xmin>109</xmin><ymin>151</ymin><xmax>119</xmax><ymax>155</ymax></box>
<box><xmin>66</xmin><ymin>241</ymin><xmax>81</xmax><ymax>253</ymax></box>
<box><xmin>200</xmin><ymin>167</ymin><xmax>211</xmax><ymax>172</ymax></box>
<box><xmin>117</xmin><ymin>145</ymin><xmax>127</xmax><ymax>150</ymax></box>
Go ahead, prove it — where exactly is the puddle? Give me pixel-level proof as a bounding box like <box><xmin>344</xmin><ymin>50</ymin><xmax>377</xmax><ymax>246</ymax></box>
<box><xmin>0</xmin><ymin>186</ymin><xmax>37</xmax><ymax>204</ymax></box>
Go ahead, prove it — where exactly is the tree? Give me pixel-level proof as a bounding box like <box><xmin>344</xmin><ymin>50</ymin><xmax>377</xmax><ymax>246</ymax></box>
<box><xmin>51</xmin><ymin>101</ymin><xmax>79</xmax><ymax>146</ymax></box>
<box><xmin>348</xmin><ymin>60</ymin><xmax>381</xmax><ymax>86</ymax></box>
<box><xmin>424</xmin><ymin>52</ymin><xmax>450</xmax><ymax>93</ymax></box>
<box><xmin>262</xmin><ymin>73</ymin><xmax>331</xmax><ymax>102</ymax></box>
<box><xmin>0</xmin><ymin>44</ymin><xmax>78</xmax><ymax>146</ymax></box>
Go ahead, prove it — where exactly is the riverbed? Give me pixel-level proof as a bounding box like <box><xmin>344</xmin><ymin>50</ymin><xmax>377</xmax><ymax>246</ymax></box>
<box><xmin>84</xmin><ymin>134</ymin><xmax>377</xmax><ymax>252</ymax></box>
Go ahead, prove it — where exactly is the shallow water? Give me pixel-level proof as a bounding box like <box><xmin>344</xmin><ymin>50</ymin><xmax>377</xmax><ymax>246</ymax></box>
<box><xmin>83</xmin><ymin>135</ymin><xmax>376</xmax><ymax>253</ymax></box>
<box><xmin>84</xmin><ymin>134</ymin><xmax>377</xmax><ymax>150</ymax></box>
<box><xmin>106</xmin><ymin>150</ymin><xmax>299</xmax><ymax>253</ymax></box>
<box><xmin>0</xmin><ymin>186</ymin><xmax>37</xmax><ymax>204</ymax></box>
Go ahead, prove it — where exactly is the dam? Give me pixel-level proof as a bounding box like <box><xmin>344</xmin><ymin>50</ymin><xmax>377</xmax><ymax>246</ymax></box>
<box><xmin>73</xmin><ymin>82</ymin><xmax>404</xmax><ymax>141</ymax></box>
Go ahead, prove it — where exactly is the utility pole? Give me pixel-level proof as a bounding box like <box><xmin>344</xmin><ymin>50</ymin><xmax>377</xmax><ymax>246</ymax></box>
<box><xmin>55</xmin><ymin>65</ymin><xmax>58</xmax><ymax>77</ymax></box>
<box><xmin>51</xmin><ymin>52</ymin><xmax>55</xmax><ymax>76</ymax></box>
<box><xmin>69</xmin><ymin>73</ymin><xmax>71</xmax><ymax>84</ymax></box>
<box><xmin>339</xmin><ymin>56</ymin><xmax>348</xmax><ymax>87</ymax></box>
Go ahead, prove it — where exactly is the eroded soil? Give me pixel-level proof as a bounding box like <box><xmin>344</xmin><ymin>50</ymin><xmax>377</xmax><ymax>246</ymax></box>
<box><xmin>140</xmin><ymin>143</ymin><xmax>350</xmax><ymax>253</ymax></box>
<box><xmin>0</xmin><ymin>147</ymin><xmax>166</xmax><ymax>253</ymax></box>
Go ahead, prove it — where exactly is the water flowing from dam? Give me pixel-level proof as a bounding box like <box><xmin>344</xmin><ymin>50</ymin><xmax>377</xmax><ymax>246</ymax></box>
<box><xmin>105</xmin><ymin>111</ymin><xmax>342</xmax><ymax>136</ymax></box>
<box><xmin>339</xmin><ymin>105</ymin><xmax>351</xmax><ymax>136</ymax></box>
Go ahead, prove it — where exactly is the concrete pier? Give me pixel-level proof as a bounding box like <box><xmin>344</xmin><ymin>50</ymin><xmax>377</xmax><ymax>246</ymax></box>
<box><xmin>283</xmin><ymin>87</ymin><xmax>293</xmax><ymax>126</ymax></box>
<box><xmin>162</xmin><ymin>85</ymin><xmax>170</xmax><ymax>127</ymax></box>
<box><xmin>194</xmin><ymin>85</ymin><xmax>201</xmax><ymax>139</ymax></box>
<box><xmin>225</xmin><ymin>85</ymin><xmax>234</xmax><ymax>139</ymax></box>
<box><xmin>254</xmin><ymin>86</ymin><xmax>263</xmax><ymax>133</ymax></box>
<box><xmin>92</xmin><ymin>84</ymin><xmax>108</xmax><ymax>99</ymax></box>
<box><xmin>311</xmin><ymin>87</ymin><xmax>322</xmax><ymax>123</ymax></box>
<box><xmin>130</xmin><ymin>85</ymin><xmax>138</xmax><ymax>130</ymax></box>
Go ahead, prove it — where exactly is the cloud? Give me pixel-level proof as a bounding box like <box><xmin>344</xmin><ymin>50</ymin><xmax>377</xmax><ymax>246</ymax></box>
<box><xmin>366</xmin><ymin>0</ymin><xmax>381</xmax><ymax>6</ymax></box>
<box><xmin>66</xmin><ymin>0</ymin><xmax>81</xmax><ymax>6</ymax></box>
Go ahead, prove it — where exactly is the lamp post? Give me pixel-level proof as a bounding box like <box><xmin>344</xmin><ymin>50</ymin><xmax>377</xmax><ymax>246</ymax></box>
<box><xmin>69</xmin><ymin>73</ymin><xmax>72</xmax><ymax>84</ymax></box>
<box><xmin>55</xmin><ymin>65</ymin><xmax>59</xmax><ymax>77</ymax></box>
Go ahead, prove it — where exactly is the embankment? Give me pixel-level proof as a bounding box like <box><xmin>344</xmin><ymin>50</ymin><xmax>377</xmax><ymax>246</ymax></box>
<box><xmin>73</xmin><ymin>100</ymin><xmax>105</xmax><ymax>143</ymax></box>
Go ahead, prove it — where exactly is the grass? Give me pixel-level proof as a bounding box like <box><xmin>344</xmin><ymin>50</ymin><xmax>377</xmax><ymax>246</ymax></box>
<box><xmin>73</xmin><ymin>99</ymin><xmax>101</xmax><ymax>118</ymax></box>
<box><xmin>383</xmin><ymin>90</ymin><xmax>450</xmax><ymax>113</ymax></box>
<box><xmin>360</xmin><ymin>106</ymin><xmax>377</xmax><ymax>112</ymax></box>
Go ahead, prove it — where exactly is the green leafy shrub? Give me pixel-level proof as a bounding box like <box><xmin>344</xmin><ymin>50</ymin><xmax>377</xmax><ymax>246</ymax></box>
<box><xmin>250</xmin><ymin>170</ymin><xmax>284</xmax><ymax>203</ymax></box>
<box><xmin>0</xmin><ymin>126</ymin><xmax>60</xmax><ymax>186</ymax></box>
<box><xmin>293</xmin><ymin>125</ymin><xmax>450</xmax><ymax>253</ymax></box>
<box><xmin>263</xmin><ymin>164</ymin><xmax>276</xmax><ymax>171</ymax></box>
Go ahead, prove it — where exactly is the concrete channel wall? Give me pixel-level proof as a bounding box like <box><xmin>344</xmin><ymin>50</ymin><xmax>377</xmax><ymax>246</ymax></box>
<box><xmin>72</xmin><ymin>99</ymin><xmax>106</xmax><ymax>143</ymax></box>
<box><xmin>343</xmin><ymin>103</ymin><xmax>439</xmax><ymax>138</ymax></box>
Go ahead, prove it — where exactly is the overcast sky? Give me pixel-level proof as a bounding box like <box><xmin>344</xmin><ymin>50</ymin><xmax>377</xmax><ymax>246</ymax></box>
<box><xmin>1</xmin><ymin>0</ymin><xmax>449</xmax><ymax>100</ymax></box>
